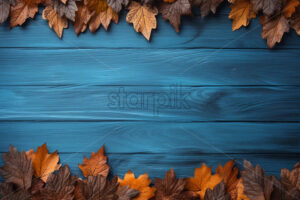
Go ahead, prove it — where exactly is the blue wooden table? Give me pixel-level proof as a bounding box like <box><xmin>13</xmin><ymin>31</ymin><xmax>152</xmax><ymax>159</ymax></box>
<box><xmin>0</xmin><ymin>4</ymin><xmax>299</xmax><ymax>179</ymax></box>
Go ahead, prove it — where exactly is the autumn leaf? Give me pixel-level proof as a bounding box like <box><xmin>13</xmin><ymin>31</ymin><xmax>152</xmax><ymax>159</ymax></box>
<box><xmin>228</xmin><ymin>0</ymin><xmax>256</xmax><ymax>31</ymax></box>
<box><xmin>159</xmin><ymin>0</ymin><xmax>192</xmax><ymax>32</ymax></box>
<box><xmin>26</xmin><ymin>143</ymin><xmax>61</xmax><ymax>183</ymax></box>
<box><xmin>198</xmin><ymin>0</ymin><xmax>224</xmax><ymax>18</ymax></box>
<box><xmin>186</xmin><ymin>163</ymin><xmax>222</xmax><ymax>199</ymax></box>
<box><xmin>40</xmin><ymin>165</ymin><xmax>77</xmax><ymax>200</ymax></box>
<box><xmin>0</xmin><ymin>0</ymin><xmax>15</xmax><ymax>24</ymax></box>
<box><xmin>89</xmin><ymin>5</ymin><xmax>119</xmax><ymax>32</ymax></box>
<box><xmin>73</xmin><ymin>1</ymin><xmax>93</xmax><ymax>35</ymax></box>
<box><xmin>281</xmin><ymin>163</ymin><xmax>300</xmax><ymax>199</ymax></box>
<box><xmin>204</xmin><ymin>181</ymin><xmax>231</xmax><ymax>200</ymax></box>
<box><xmin>163</xmin><ymin>0</ymin><xmax>176</xmax><ymax>3</ymax></box>
<box><xmin>0</xmin><ymin>145</ymin><xmax>33</xmax><ymax>190</ymax></box>
<box><xmin>78</xmin><ymin>145</ymin><xmax>110</xmax><ymax>177</ymax></box>
<box><xmin>291</xmin><ymin>6</ymin><xmax>300</xmax><ymax>35</ymax></box>
<box><xmin>42</xmin><ymin>6</ymin><xmax>68</xmax><ymax>38</ymax></box>
<box><xmin>52</xmin><ymin>0</ymin><xmax>78</xmax><ymax>21</ymax></box>
<box><xmin>107</xmin><ymin>0</ymin><xmax>129</xmax><ymax>13</ymax></box>
<box><xmin>117</xmin><ymin>186</ymin><xmax>140</xmax><ymax>200</ymax></box>
<box><xmin>126</xmin><ymin>1</ymin><xmax>157</xmax><ymax>40</ymax></box>
<box><xmin>0</xmin><ymin>182</ymin><xmax>30</xmax><ymax>200</ymax></box>
<box><xmin>282</xmin><ymin>0</ymin><xmax>300</xmax><ymax>18</ymax></box>
<box><xmin>118</xmin><ymin>170</ymin><xmax>156</xmax><ymax>200</ymax></box>
<box><xmin>10</xmin><ymin>0</ymin><xmax>39</xmax><ymax>28</ymax></box>
<box><xmin>154</xmin><ymin>169</ymin><xmax>186</xmax><ymax>200</ymax></box>
<box><xmin>87</xmin><ymin>0</ymin><xmax>107</xmax><ymax>14</ymax></box>
<box><xmin>250</xmin><ymin>0</ymin><xmax>282</xmax><ymax>16</ymax></box>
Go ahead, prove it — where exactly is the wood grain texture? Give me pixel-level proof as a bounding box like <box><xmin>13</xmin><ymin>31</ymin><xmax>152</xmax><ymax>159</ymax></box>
<box><xmin>1</xmin><ymin>49</ymin><xmax>300</xmax><ymax>86</ymax></box>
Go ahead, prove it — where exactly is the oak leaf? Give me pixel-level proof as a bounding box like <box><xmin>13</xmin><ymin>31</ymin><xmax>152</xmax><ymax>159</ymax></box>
<box><xmin>73</xmin><ymin>1</ymin><xmax>93</xmax><ymax>34</ymax></box>
<box><xmin>89</xmin><ymin>5</ymin><xmax>119</xmax><ymax>32</ymax></box>
<box><xmin>291</xmin><ymin>7</ymin><xmax>300</xmax><ymax>35</ymax></box>
<box><xmin>78</xmin><ymin>145</ymin><xmax>110</xmax><ymax>177</ymax></box>
<box><xmin>0</xmin><ymin>145</ymin><xmax>33</xmax><ymax>190</ymax></box>
<box><xmin>228</xmin><ymin>0</ymin><xmax>256</xmax><ymax>31</ymax></box>
<box><xmin>107</xmin><ymin>0</ymin><xmax>129</xmax><ymax>13</ymax></box>
<box><xmin>52</xmin><ymin>0</ymin><xmax>78</xmax><ymax>21</ymax></box>
<box><xmin>0</xmin><ymin>0</ymin><xmax>15</xmax><ymax>24</ymax></box>
<box><xmin>118</xmin><ymin>170</ymin><xmax>156</xmax><ymax>200</ymax></box>
<box><xmin>204</xmin><ymin>181</ymin><xmax>231</xmax><ymax>200</ymax></box>
<box><xmin>250</xmin><ymin>0</ymin><xmax>282</xmax><ymax>16</ymax></box>
<box><xmin>159</xmin><ymin>0</ymin><xmax>192</xmax><ymax>32</ymax></box>
<box><xmin>126</xmin><ymin>1</ymin><xmax>158</xmax><ymax>40</ymax></box>
<box><xmin>42</xmin><ymin>6</ymin><xmax>68</xmax><ymax>38</ymax></box>
<box><xmin>10</xmin><ymin>0</ymin><xmax>39</xmax><ymax>28</ymax></box>
<box><xmin>154</xmin><ymin>169</ymin><xmax>186</xmax><ymax>200</ymax></box>
<box><xmin>26</xmin><ymin>143</ymin><xmax>61</xmax><ymax>183</ymax></box>
<box><xmin>185</xmin><ymin>163</ymin><xmax>222</xmax><ymax>199</ymax></box>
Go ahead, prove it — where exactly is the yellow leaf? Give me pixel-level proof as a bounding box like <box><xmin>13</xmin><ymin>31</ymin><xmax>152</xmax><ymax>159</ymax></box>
<box><xmin>78</xmin><ymin>145</ymin><xmax>110</xmax><ymax>177</ymax></box>
<box><xmin>118</xmin><ymin>170</ymin><xmax>156</xmax><ymax>200</ymax></box>
<box><xmin>186</xmin><ymin>163</ymin><xmax>222</xmax><ymax>199</ymax></box>
<box><xmin>26</xmin><ymin>143</ymin><xmax>61</xmax><ymax>182</ymax></box>
<box><xmin>126</xmin><ymin>1</ymin><xmax>158</xmax><ymax>40</ymax></box>
<box><xmin>228</xmin><ymin>0</ymin><xmax>256</xmax><ymax>31</ymax></box>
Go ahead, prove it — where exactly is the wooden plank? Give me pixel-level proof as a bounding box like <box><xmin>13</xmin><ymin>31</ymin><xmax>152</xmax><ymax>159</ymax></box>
<box><xmin>1</xmin><ymin>86</ymin><xmax>300</xmax><ymax>121</ymax></box>
<box><xmin>1</xmin><ymin>49</ymin><xmax>300</xmax><ymax>86</ymax></box>
<box><xmin>0</xmin><ymin>152</ymin><xmax>298</xmax><ymax>179</ymax></box>
<box><xmin>0</xmin><ymin>122</ymin><xmax>299</xmax><ymax>153</ymax></box>
<box><xmin>0</xmin><ymin>10</ymin><xmax>299</xmax><ymax>49</ymax></box>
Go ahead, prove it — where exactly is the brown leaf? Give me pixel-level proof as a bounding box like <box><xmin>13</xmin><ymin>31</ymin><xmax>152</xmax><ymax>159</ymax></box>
<box><xmin>40</xmin><ymin>165</ymin><xmax>77</xmax><ymax>200</ymax></box>
<box><xmin>89</xmin><ymin>5</ymin><xmax>119</xmax><ymax>32</ymax></box>
<box><xmin>26</xmin><ymin>143</ymin><xmax>61</xmax><ymax>182</ymax></box>
<box><xmin>291</xmin><ymin>6</ymin><xmax>300</xmax><ymax>34</ymax></box>
<box><xmin>116</xmin><ymin>185</ymin><xmax>140</xmax><ymax>200</ymax></box>
<box><xmin>154</xmin><ymin>169</ymin><xmax>186</xmax><ymax>200</ymax></box>
<box><xmin>0</xmin><ymin>145</ymin><xmax>33</xmax><ymax>190</ymax></box>
<box><xmin>204</xmin><ymin>181</ymin><xmax>231</xmax><ymax>200</ymax></box>
<box><xmin>163</xmin><ymin>0</ymin><xmax>176</xmax><ymax>3</ymax></box>
<box><xmin>281</xmin><ymin>163</ymin><xmax>300</xmax><ymax>200</ymax></box>
<box><xmin>78</xmin><ymin>145</ymin><xmax>110</xmax><ymax>177</ymax></box>
<box><xmin>107</xmin><ymin>0</ymin><xmax>129</xmax><ymax>13</ymax></box>
<box><xmin>73</xmin><ymin>1</ymin><xmax>93</xmax><ymax>34</ymax></box>
<box><xmin>42</xmin><ymin>6</ymin><xmax>68</xmax><ymax>38</ymax></box>
<box><xmin>185</xmin><ymin>163</ymin><xmax>222</xmax><ymax>199</ymax></box>
<box><xmin>10</xmin><ymin>0</ymin><xmax>39</xmax><ymax>28</ymax></box>
<box><xmin>159</xmin><ymin>0</ymin><xmax>192</xmax><ymax>32</ymax></box>
<box><xmin>198</xmin><ymin>0</ymin><xmax>224</xmax><ymax>18</ymax></box>
<box><xmin>52</xmin><ymin>0</ymin><xmax>78</xmax><ymax>21</ymax></box>
<box><xmin>250</xmin><ymin>0</ymin><xmax>282</xmax><ymax>16</ymax></box>
<box><xmin>0</xmin><ymin>182</ymin><xmax>30</xmax><ymax>200</ymax></box>
<box><xmin>126</xmin><ymin>1</ymin><xmax>157</xmax><ymax>40</ymax></box>
<box><xmin>282</xmin><ymin>0</ymin><xmax>300</xmax><ymax>18</ymax></box>
<box><xmin>30</xmin><ymin>178</ymin><xmax>45</xmax><ymax>195</ymax></box>
<box><xmin>118</xmin><ymin>170</ymin><xmax>156</xmax><ymax>200</ymax></box>
<box><xmin>0</xmin><ymin>0</ymin><xmax>15</xmax><ymax>24</ymax></box>
<box><xmin>228</xmin><ymin>0</ymin><xmax>256</xmax><ymax>31</ymax></box>
<box><xmin>87</xmin><ymin>0</ymin><xmax>107</xmax><ymax>14</ymax></box>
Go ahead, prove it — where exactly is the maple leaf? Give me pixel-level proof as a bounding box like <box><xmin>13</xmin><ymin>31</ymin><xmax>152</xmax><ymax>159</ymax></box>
<box><xmin>204</xmin><ymin>181</ymin><xmax>231</xmax><ymax>200</ymax></box>
<box><xmin>0</xmin><ymin>145</ymin><xmax>33</xmax><ymax>190</ymax></box>
<box><xmin>0</xmin><ymin>0</ymin><xmax>15</xmax><ymax>24</ymax></box>
<box><xmin>42</xmin><ymin>6</ymin><xmax>68</xmax><ymax>38</ymax></box>
<box><xmin>78</xmin><ymin>145</ymin><xmax>110</xmax><ymax>177</ymax></box>
<box><xmin>116</xmin><ymin>185</ymin><xmax>140</xmax><ymax>200</ymax></box>
<box><xmin>250</xmin><ymin>0</ymin><xmax>282</xmax><ymax>16</ymax></box>
<box><xmin>87</xmin><ymin>0</ymin><xmax>107</xmax><ymax>14</ymax></box>
<box><xmin>291</xmin><ymin>6</ymin><xmax>300</xmax><ymax>35</ymax></box>
<box><xmin>126</xmin><ymin>1</ymin><xmax>157</xmax><ymax>40</ymax></box>
<box><xmin>154</xmin><ymin>169</ymin><xmax>186</xmax><ymax>200</ymax></box>
<box><xmin>52</xmin><ymin>0</ymin><xmax>78</xmax><ymax>21</ymax></box>
<box><xmin>159</xmin><ymin>0</ymin><xmax>192</xmax><ymax>32</ymax></box>
<box><xmin>9</xmin><ymin>0</ymin><xmax>39</xmax><ymax>28</ymax></box>
<box><xmin>107</xmin><ymin>0</ymin><xmax>129</xmax><ymax>13</ymax></box>
<box><xmin>281</xmin><ymin>163</ymin><xmax>300</xmax><ymax>199</ymax></box>
<box><xmin>118</xmin><ymin>170</ymin><xmax>156</xmax><ymax>200</ymax></box>
<box><xmin>197</xmin><ymin>0</ymin><xmax>224</xmax><ymax>18</ymax></box>
<box><xmin>186</xmin><ymin>163</ymin><xmax>222</xmax><ymax>199</ymax></box>
<box><xmin>74</xmin><ymin>175</ymin><xmax>119</xmax><ymax>200</ymax></box>
<box><xmin>228</xmin><ymin>0</ymin><xmax>256</xmax><ymax>31</ymax></box>
<box><xmin>0</xmin><ymin>182</ymin><xmax>30</xmax><ymax>200</ymax></box>
<box><xmin>282</xmin><ymin>0</ymin><xmax>300</xmax><ymax>18</ymax></box>
<box><xmin>30</xmin><ymin>178</ymin><xmax>45</xmax><ymax>195</ymax></box>
<box><xmin>73</xmin><ymin>1</ymin><xmax>93</xmax><ymax>35</ymax></box>
<box><xmin>89</xmin><ymin>5</ymin><xmax>119</xmax><ymax>32</ymax></box>
<box><xmin>40</xmin><ymin>165</ymin><xmax>77</xmax><ymax>200</ymax></box>
<box><xmin>26</xmin><ymin>143</ymin><xmax>61</xmax><ymax>183</ymax></box>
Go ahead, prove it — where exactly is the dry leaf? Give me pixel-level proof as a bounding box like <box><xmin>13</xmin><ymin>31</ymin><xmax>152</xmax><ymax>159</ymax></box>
<box><xmin>42</xmin><ymin>6</ymin><xmax>68</xmax><ymax>38</ymax></box>
<box><xmin>204</xmin><ymin>181</ymin><xmax>231</xmax><ymax>200</ymax></box>
<box><xmin>126</xmin><ymin>1</ymin><xmax>158</xmax><ymax>40</ymax></box>
<box><xmin>87</xmin><ymin>0</ymin><xmax>107</xmax><ymax>14</ymax></box>
<box><xmin>52</xmin><ymin>0</ymin><xmax>78</xmax><ymax>21</ymax></box>
<box><xmin>0</xmin><ymin>182</ymin><xmax>30</xmax><ymax>200</ymax></box>
<box><xmin>198</xmin><ymin>0</ymin><xmax>224</xmax><ymax>18</ymax></box>
<box><xmin>26</xmin><ymin>143</ymin><xmax>61</xmax><ymax>183</ymax></box>
<box><xmin>0</xmin><ymin>0</ymin><xmax>15</xmax><ymax>24</ymax></box>
<box><xmin>10</xmin><ymin>0</ymin><xmax>39</xmax><ymax>28</ymax></box>
<box><xmin>235</xmin><ymin>179</ymin><xmax>250</xmax><ymax>200</ymax></box>
<box><xmin>0</xmin><ymin>145</ymin><xmax>33</xmax><ymax>190</ymax></box>
<box><xmin>186</xmin><ymin>163</ymin><xmax>222</xmax><ymax>199</ymax></box>
<box><xmin>78</xmin><ymin>145</ymin><xmax>110</xmax><ymax>177</ymax></box>
<box><xmin>117</xmin><ymin>186</ymin><xmax>140</xmax><ymax>200</ymax></box>
<box><xmin>118</xmin><ymin>170</ymin><xmax>156</xmax><ymax>200</ymax></box>
<box><xmin>291</xmin><ymin>6</ymin><xmax>300</xmax><ymax>34</ymax></box>
<box><xmin>107</xmin><ymin>0</ymin><xmax>128</xmax><ymax>13</ymax></box>
<box><xmin>228</xmin><ymin>0</ymin><xmax>256</xmax><ymax>31</ymax></box>
<box><xmin>281</xmin><ymin>163</ymin><xmax>300</xmax><ymax>199</ymax></box>
<box><xmin>250</xmin><ymin>0</ymin><xmax>282</xmax><ymax>16</ymax></box>
<box><xmin>73</xmin><ymin>1</ymin><xmax>93</xmax><ymax>34</ymax></box>
<box><xmin>282</xmin><ymin>0</ymin><xmax>300</xmax><ymax>18</ymax></box>
<box><xmin>163</xmin><ymin>0</ymin><xmax>176</xmax><ymax>3</ymax></box>
<box><xmin>89</xmin><ymin>5</ymin><xmax>119</xmax><ymax>32</ymax></box>
<box><xmin>159</xmin><ymin>0</ymin><xmax>192</xmax><ymax>32</ymax></box>
<box><xmin>154</xmin><ymin>169</ymin><xmax>186</xmax><ymax>200</ymax></box>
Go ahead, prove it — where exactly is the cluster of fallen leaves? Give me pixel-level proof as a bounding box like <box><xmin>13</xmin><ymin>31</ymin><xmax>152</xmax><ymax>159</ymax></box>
<box><xmin>0</xmin><ymin>144</ymin><xmax>299</xmax><ymax>200</ymax></box>
<box><xmin>0</xmin><ymin>0</ymin><xmax>300</xmax><ymax>47</ymax></box>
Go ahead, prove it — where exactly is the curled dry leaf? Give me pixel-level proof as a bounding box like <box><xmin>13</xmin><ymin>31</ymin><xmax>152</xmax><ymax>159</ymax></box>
<box><xmin>118</xmin><ymin>170</ymin><xmax>156</xmax><ymax>200</ymax></box>
<box><xmin>26</xmin><ymin>143</ymin><xmax>61</xmax><ymax>183</ymax></box>
<box><xmin>185</xmin><ymin>163</ymin><xmax>222</xmax><ymax>199</ymax></box>
<box><xmin>52</xmin><ymin>0</ymin><xmax>78</xmax><ymax>21</ymax></box>
<box><xmin>78</xmin><ymin>145</ymin><xmax>110</xmax><ymax>177</ymax></box>
<box><xmin>204</xmin><ymin>181</ymin><xmax>231</xmax><ymax>200</ymax></box>
<box><xmin>126</xmin><ymin>1</ymin><xmax>157</xmax><ymax>40</ymax></box>
<box><xmin>0</xmin><ymin>145</ymin><xmax>33</xmax><ymax>190</ymax></box>
<box><xmin>154</xmin><ymin>168</ymin><xmax>186</xmax><ymax>200</ymax></box>
<box><xmin>250</xmin><ymin>0</ymin><xmax>282</xmax><ymax>16</ymax></box>
<box><xmin>10</xmin><ymin>0</ymin><xmax>39</xmax><ymax>28</ymax></box>
<box><xmin>291</xmin><ymin>6</ymin><xmax>300</xmax><ymax>35</ymax></box>
<box><xmin>0</xmin><ymin>0</ymin><xmax>15</xmax><ymax>24</ymax></box>
<box><xmin>42</xmin><ymin>6</ymin><xmax>68</xmax><ymax>38</ymax></box>
<box><xmin>107</xmin><ymin>0</ymin><xmax>128</xmax><ymax>13</ymax></box>
<box><xmin>228</xmin><ymin>0</ymin><xmax>256</xmax><ymax>31</ymax></box>
<box><xmin>159</xmin><ymin>0</ymin><xmax>192</xmax><ymax>32</ymax></box>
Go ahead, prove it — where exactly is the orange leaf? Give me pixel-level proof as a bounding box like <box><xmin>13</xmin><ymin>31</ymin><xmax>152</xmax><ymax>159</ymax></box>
<box><xmin>78</xmin><ymin>145</ymin><xmax>110</xmax><ymax>177</ymax></box>
<box><xmin>118</xmin><ymin>170</ymin><xmax>156</xmax><ymax>200</ymax></box>
<box><xmin>26</xmin><ymin>143</ymin><xmax>61</xmax><ymax>182</ymax></box>
<box><xmin>185</xmin><ymin>163</ymin><xmax>222</xmax><ymax>199</ymax></box>
<box><xmin>282</xmin><ymin>0</ymin><xmax>300</xmax><ymax>18</ymax></box>
<box><xmin>89</xmin><ymin>6</ymin><xmax>119</xmax><ymax>32</ymax></box>
<box><xmin>10</xmin><ymin>0</ymin><xmax>39</xmax><ymax>28</ymax></box>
